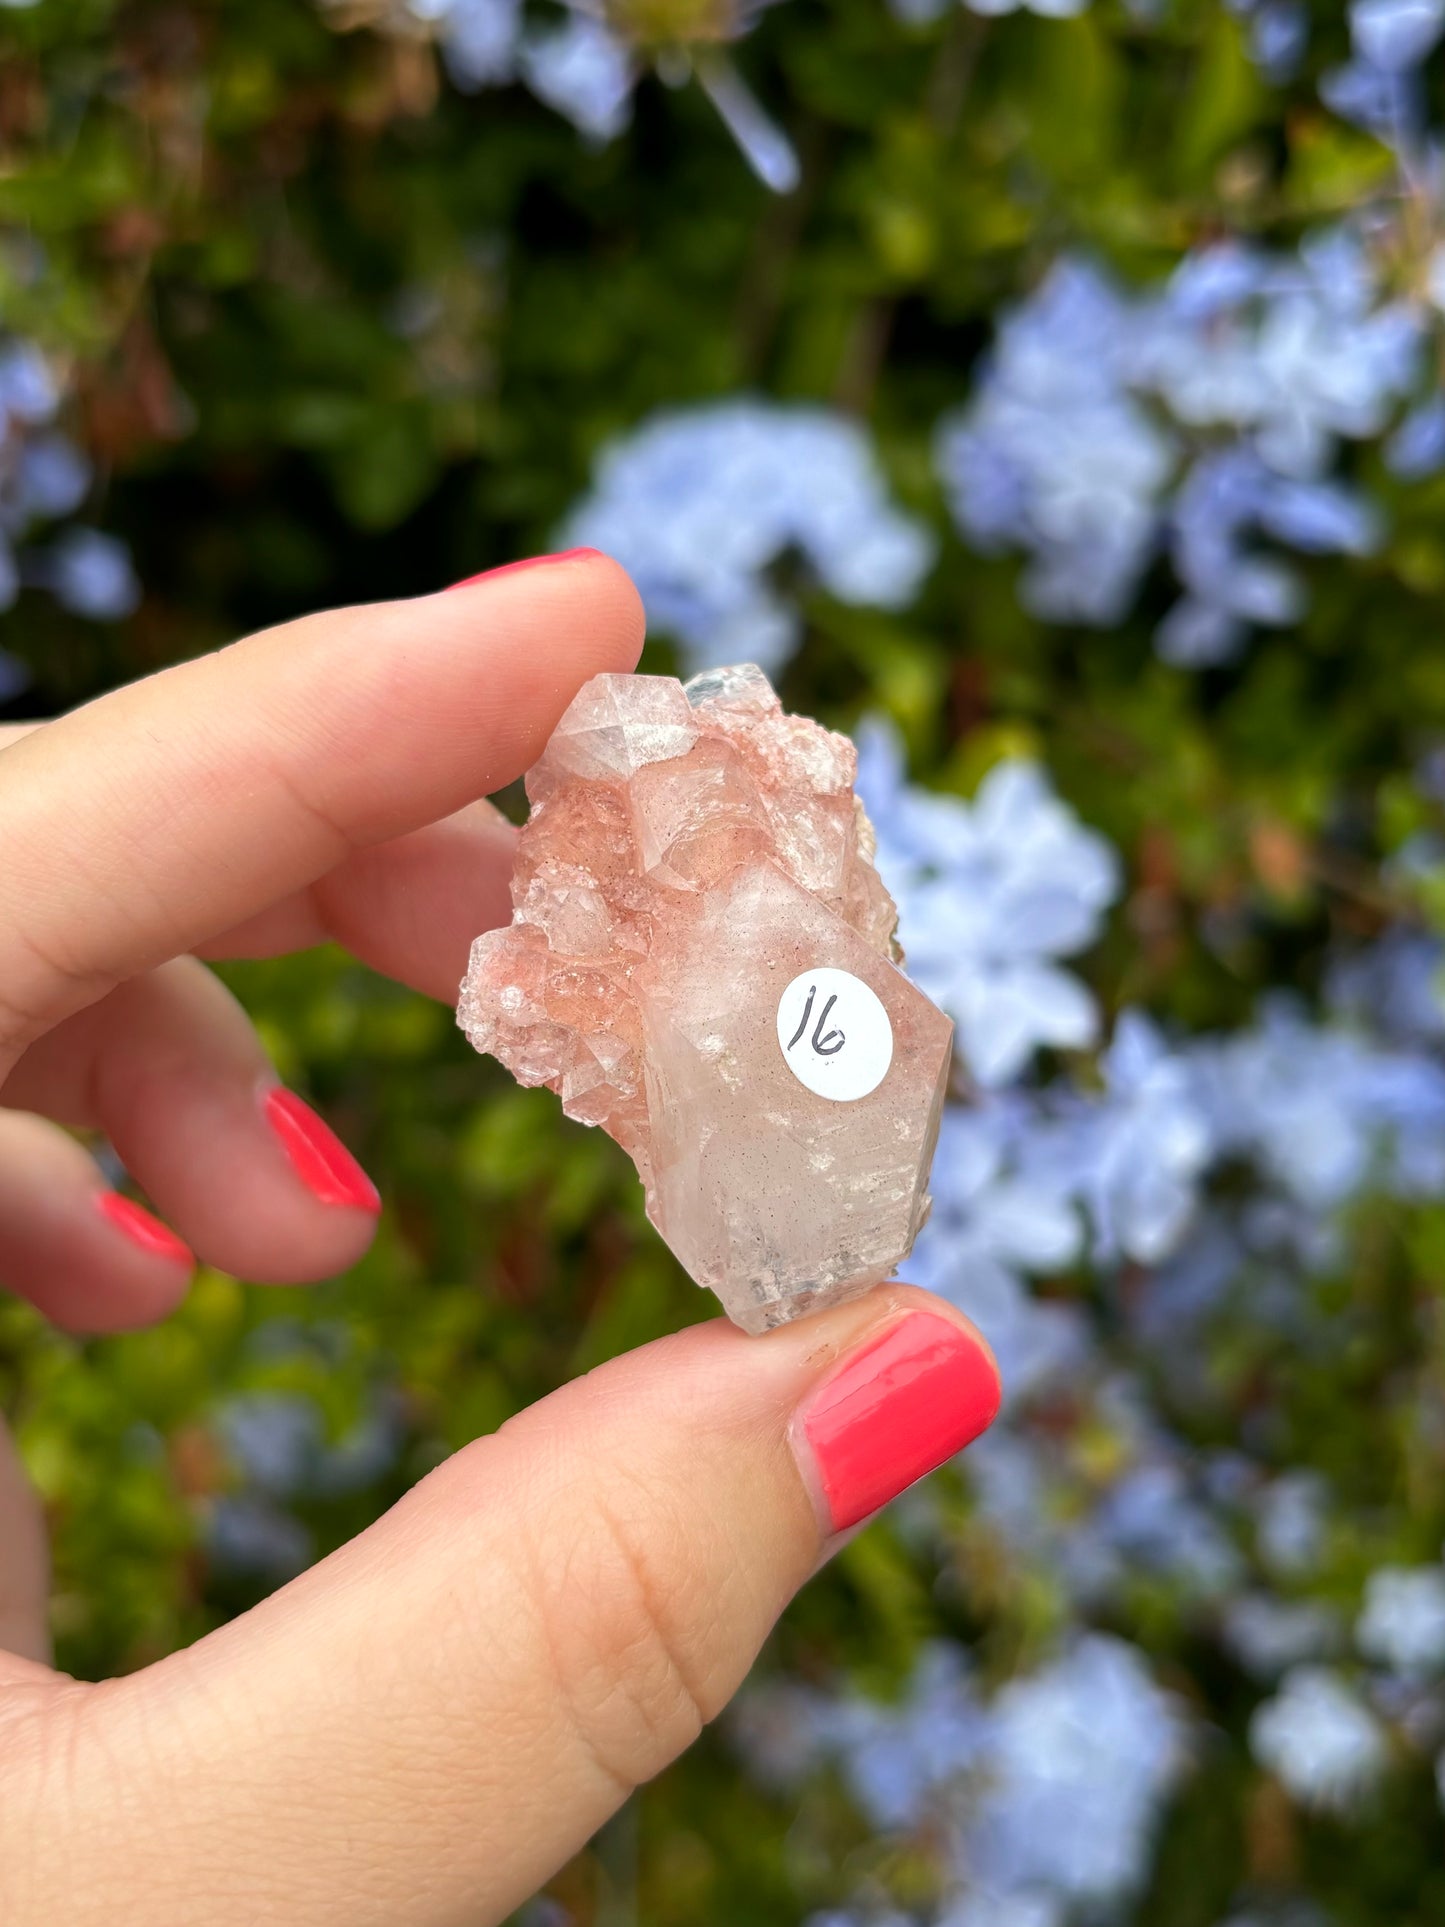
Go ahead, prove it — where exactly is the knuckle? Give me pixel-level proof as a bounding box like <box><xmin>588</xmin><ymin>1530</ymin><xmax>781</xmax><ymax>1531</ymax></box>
<box><xmin>251</xmin><ymin>747</ymin><xmax>357</xmax><ymax>861</ymax></box>
<box><xmin>0</xmin><ymin>968</ymin><xmax>55</xmax><ymax>1067</ymax></box>
<box><xmin>525</xmin><ymin>1475</ymin><xmax>718</xmax><ymax>1797</ymax></box>
<box><xmin>0</xmin><ymin>1677</ymin><xmax>96</xmax><ymax>1914</ymax></box>
<box><xmin>0</xmin><ymin>920</ymin><xmax>111</xmax><ymax>1067</ymax></box>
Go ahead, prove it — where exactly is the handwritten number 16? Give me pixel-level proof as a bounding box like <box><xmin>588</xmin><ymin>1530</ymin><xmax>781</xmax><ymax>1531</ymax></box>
<box><xmin>786</xmin><ymin>985</ymin><xmax>845</xmax><ymax>1058</ymax></box>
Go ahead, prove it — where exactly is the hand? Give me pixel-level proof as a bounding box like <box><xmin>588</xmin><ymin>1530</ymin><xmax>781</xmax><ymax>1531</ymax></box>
<box><xmin>0</xmin><ymin>552</ymin><xmax>1001</xmax><ymax>1927</ymax></box>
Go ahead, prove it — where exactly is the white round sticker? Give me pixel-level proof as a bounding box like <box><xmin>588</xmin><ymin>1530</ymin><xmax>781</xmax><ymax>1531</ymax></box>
<box><xmin>775</xmin><ymin>967</ymin><xmax>894</xmax><ymax>1102</ymax></box>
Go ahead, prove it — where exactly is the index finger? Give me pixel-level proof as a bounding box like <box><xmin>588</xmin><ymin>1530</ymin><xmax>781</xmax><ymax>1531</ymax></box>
<box><xmin>0</xmin><ymin>550</ymin><xmax>643</xmax><ymax>1068</ymax></box>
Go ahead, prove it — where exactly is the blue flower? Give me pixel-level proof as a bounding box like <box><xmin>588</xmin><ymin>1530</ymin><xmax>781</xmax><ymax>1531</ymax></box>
<box><xmin>519</xmin><ymin>14</ymin><xmax>634</xmax><ymax>142</ymax></box>
<box><xmin>1224</xmin><ymin>1594</ymin><xmax>1343</xmax><ymax>1680</ymax></box>
<box><xmin>1159</xmin><ymin>449</ymin><xmax>1380</xmax><ymax>665</ymax></box>
<box><xmin>14</xmin><ymin>434</ymin><xmax>91</xmax><ymax>520</ymax></box>
<box><xmin>1328</xmin><ymin>930</ymin><xmax>1445</xmax><ymax>1045</ymax></box>
<box><xmin>1250</xmin><ymin>1666</ymin><xmax>1387</xmax><ymax>1811</ymax></box>
<box><xmin>563</xmin><ymin>401</ymin><xmax>934</xmax><ymax>675</ymax></box>
<box><xmin>1386</xmin><ymin>394</ymin><xmax>1445</xmax><ymax>477</ymax></box>
<box><xmin>795</xmin><ymin>1643</ymin><xmax>990</xmax><ymax>1831</ymax></box>
<box><xmin>1038</xmin><ymin>1011</ymin><xmax>1212</xmax><ymax>1264</ymax></box>
<box><xmin>747</xmin><ymin>1634</ymin><xmax>1181</xmax><ymax>1920</ymax></box>
<box><xmin>423</xmin><ymin>0</ymin><xmax>521</xmax><ymax>86</ymax></box>
<box><xmin>856</xmin><ymin>726</ymin><xmax>1118</xmax><ymax>1084</ymax></box>
<box><xmin>43</xmin><ymin>528</ymin><xmax>141</xmax><ymax>621</ymax></box>
<box><xmin>1130</xmin><ymin>1215</ymin><xmax>1244</xmax><ymax>1347</ymax></box>
<box><xmin>1350</xmin><ymin>0</ymin><xmax>1445</xmax><ymax>72</ymax></box>
<box><xmin>1227</xmin><ymin>0</ymin><xmax>1309</xmax><ymax>81</ymax></box>
<box><xmin>935</xmin><ymin>260</ymin><xmax>1174</xmax><ymax>628</ymax></box>
<box><xmin>1256</xmin><ymin>1473</ymin><xmax>1331</xmax><ymax>1578</ymax></box>
<box><xmin>1188</xmin><ymin>998</ymin><xmax>1445</xmax><ymax>1208</ymax></box>
<box><xmin>1356</xmin><ymin>1567</ymin><xmax>1445</xmax><ymax>1675</ymax></box>
<box><xmin>0</xmin><ymin>339</ymin><xmax>57</xmax><ymax>426</ymax></box>
<box><xmin>1094</xmin><ymin>1457</ymin><xmax>1241</xmax><ymax>1597</ymax></box>
<box><xmin>1320</xmin><ymin>56</ymin><xmax>1418</xmax><ymax>143</ymax></box>
<box><xmin>1319</xmin><ymin>2</ymin><xmax>1443</xmax><ymax>147</ymax></box>
<box><xmin>901</xmin><ymin>1102</ymin><xmax>1087</xmax><ymax>1399</ymax></box>
<box><xmin>962</xmin><ymin>1636</ymin><xmax>1182</xmax><ymax>1907</ymax></box>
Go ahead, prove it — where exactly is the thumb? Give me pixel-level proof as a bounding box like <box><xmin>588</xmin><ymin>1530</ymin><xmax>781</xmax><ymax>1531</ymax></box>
<box><xmin>1</xmin><ymin>1286</ymin><xmax>999</xmax><ymax>1927</ymax></box>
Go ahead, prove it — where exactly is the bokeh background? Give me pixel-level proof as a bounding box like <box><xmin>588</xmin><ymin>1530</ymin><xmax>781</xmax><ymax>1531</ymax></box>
<box><xmin>6</xmin><ymin>1</ymin><xmax>1445</xmax><ymax>1922</ymax></box>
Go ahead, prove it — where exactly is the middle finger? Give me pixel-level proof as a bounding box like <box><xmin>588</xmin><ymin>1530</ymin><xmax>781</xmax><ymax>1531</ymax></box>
<box><xmin>196</xmin><ymin>797</ymin><xmax>518</xmax><ymax>1002</ymax></box>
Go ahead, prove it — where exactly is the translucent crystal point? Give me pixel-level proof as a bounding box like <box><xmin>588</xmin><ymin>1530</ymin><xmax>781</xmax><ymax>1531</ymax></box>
<box><xmin>458</xmin><ymin>664</ymin><xmax>953</xmax><ymax>1333</ymax></box>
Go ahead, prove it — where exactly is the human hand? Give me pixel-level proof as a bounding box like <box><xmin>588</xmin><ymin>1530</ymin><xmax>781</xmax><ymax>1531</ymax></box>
<box><xmin>0</xmin><ymin>551</ymin><xmax>1000</xmax><ymax>1927</ymax></box>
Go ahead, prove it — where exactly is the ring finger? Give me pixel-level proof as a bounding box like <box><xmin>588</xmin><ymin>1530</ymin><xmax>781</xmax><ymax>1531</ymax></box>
<box><xmin>2</xmin><ymin>957</ymin><xmax>380</xmax><ymax>1293</ymax></box>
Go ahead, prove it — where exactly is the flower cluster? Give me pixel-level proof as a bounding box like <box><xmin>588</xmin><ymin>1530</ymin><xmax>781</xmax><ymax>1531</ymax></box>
<box><xmin>749</xmin><ymin>1636</ymin><xmax>1183</xmax><ymax>1927</ymax></box>
<box><xmin>560</xmin><ymin>399</ymin><xmax>936</xmax><ymax>675</ymax></box>
<box><xmin>932</xmin><ymin>0</ymin><xmax>1445</xmax><ymax>668</ymax></box>
<box><xmin>936</xmin><ymin>230</ymin><xmax>1426</xmax><ymax>667</ymax></box>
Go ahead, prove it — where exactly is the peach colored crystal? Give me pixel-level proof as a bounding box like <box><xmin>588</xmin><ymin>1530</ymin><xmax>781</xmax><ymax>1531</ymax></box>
<box><xmin>457</xmin><ymin>664</ymin><xmax>953</xmax><ymax>1333</ymax></box>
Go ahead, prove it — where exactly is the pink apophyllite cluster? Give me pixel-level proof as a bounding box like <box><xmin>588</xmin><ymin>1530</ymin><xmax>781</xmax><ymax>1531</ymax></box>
<box><xmin>457</xmin><ymin>663</ymin><xmax>953</xmax><ymax>1333</ymax></box>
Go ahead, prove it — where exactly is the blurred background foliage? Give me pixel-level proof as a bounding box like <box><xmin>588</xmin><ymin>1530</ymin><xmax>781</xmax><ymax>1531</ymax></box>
<box><xmin>7</xmin><ymin>0</ymin><xmax>1445</xmax><ymax>1923</ymax></box>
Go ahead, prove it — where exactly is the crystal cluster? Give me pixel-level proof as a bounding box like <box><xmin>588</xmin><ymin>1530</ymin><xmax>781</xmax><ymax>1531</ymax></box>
<box><xmin>458</xmin><ymin>664</ymin><xmax>953</xmax><ymax>1333</ymax></box>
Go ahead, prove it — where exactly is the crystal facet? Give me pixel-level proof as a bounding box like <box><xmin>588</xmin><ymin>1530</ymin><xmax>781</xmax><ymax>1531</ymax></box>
<box><xmin>458</xmin><ymin>664</ymin><xmax>953</xmax><ymax>1333</ymax></box>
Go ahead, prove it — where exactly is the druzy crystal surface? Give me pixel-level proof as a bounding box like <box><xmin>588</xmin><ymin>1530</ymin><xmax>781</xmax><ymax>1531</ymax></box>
<box><xmin>458</xmin><ymin>664</ymin><xmax>953</xmax><ymax>1333</ymax></box>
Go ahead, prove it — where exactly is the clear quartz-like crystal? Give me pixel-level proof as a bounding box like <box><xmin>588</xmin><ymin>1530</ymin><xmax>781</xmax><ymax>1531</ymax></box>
<box><xmin>458</xmin><ymin>663</ymin><xmax>953</xmax><ymax>1333</ymax></box>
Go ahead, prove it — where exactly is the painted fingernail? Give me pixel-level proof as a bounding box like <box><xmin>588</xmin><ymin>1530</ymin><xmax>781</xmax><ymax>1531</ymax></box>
<box><xmin>795</xmin><ymin>1311</ymin><xmax>1001</xmax><ymax>1534</ymax></box>
<box><xmin>263</xmin><ymin>1089</ymin><xmax>381</xmax><ymax>1212</ymax></box>
<box><xmin>95</xmin><ymin>1193</ymin><xmax>194</xmax><ymax>1268</ymax></box>
<box><xmin>445</xmin><ymin>547</ymin><xmax>602</xmax><ymax>591</ymax></box>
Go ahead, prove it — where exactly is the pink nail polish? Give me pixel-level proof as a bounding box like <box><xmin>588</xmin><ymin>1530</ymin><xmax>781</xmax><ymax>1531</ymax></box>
<box><xmin>796</xmin><ymin>1311</ymin><xmax>1001</xmax><ymax>1533</ymax></box>
<box><xmin>263</xmin><ymin>1089</ymin><xmax>381</xmax><ymax>1212</ymax></box>
<box><xmin>445</xmin><ymin>547</ymin><xmax>603</xmax><ymax>591</ymax></box>
<box><xmin>95</xmin><ymin>1193</ymin><xmax>194</xmax><ymax>1268</ymax></box>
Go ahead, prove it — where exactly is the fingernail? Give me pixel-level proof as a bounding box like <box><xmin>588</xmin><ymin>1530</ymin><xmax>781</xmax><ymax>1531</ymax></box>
<box><xmin>794</xmin><ymin>1311</ymin><xmax>1001</xmax><ymax>1534</ymax></box>
<box><xmin>263</xmin><ymin>1088</ymin><xmax>381</xmax><ymax>1211</ymax></box>
<box><xmin>445</xmin><ymin>547</ymin><xmax>602</xmax><ymax>591</ymax></box>
<box><xmin>95</xmin><ymin>1193</ymin><xmax>194</xmax><ymax>1268</ymax></box>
